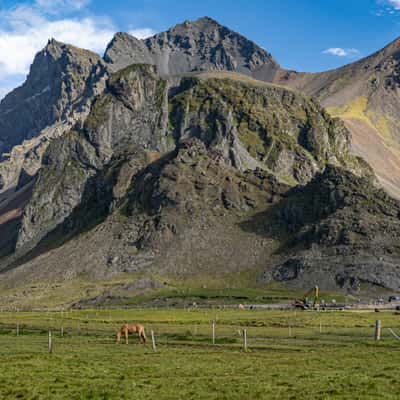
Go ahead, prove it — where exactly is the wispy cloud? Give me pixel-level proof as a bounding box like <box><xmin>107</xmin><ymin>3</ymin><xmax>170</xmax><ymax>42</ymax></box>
<box><xmin>387</xmin><ymin>0</ymin><xmax>400</xmax><ymax>9</ymax></box>
<box><xmin>34</xmin><ymin>0</ymin><xmax>91</xmax><ymax>13</ymax></box>
<box><xmin>375</xmin><ymin>0</ymin><xmax>400</xmax><ymax>15</ymax></box>
<box><xmin>322</xmin><ymin>47</ymin><xmax>360</xmax><ymax>58</ymax></box>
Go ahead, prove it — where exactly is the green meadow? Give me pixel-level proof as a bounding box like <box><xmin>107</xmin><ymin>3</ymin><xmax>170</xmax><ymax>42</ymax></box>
<box><xmin>1</xmin><ymin>308</ymin><xmax>400</xmax><ymax>399</ymax></box>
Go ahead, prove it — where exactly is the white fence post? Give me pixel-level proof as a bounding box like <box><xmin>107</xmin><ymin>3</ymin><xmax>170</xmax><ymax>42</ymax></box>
<box><xmin>151</xmin><ymin>330</ymin><xmax>156</xmax><ymax>352</ymax></box>
<box><xmin>48</xmin><ymin>331</ymin><xmax>52</xmax><ymax>353</ymax></box>
<box><xmin>243</xmin><ymin>329</ymin><xmax>247</xmax><ymax>351</ymax></box>
<box><xmin>212</xmin><ymin>321</ymin><xmax>215</xmax><ymax>345</ymax></box>
<box><xmin>375</xmin><ymin>320</ymin><xmax>381</xmax><ymax>341</ymax></box>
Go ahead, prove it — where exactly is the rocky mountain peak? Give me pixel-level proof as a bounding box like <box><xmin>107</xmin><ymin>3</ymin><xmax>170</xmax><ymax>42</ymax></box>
<box><xmin>143</xmin><ymin>16</ymin><xmax>280</xmax><ymax>78</ymax></box>
<box><xmin>0</xmin><ymin>38</ymin><xmax>109</xmax><ymax>195</ymax></box>
<box><xmin>0</xmin><ymin>39</ymin><xmax>105</xmax><ymax>155</ymax></box>
<box><xmin>104</xmin><ymin>32</ymin><xmax>154</xmax><ymax>72</ymax></box>
<box><xmin>168</xmin><ymin>15</ymin><xmax>224</xmax><ymax>32</ymax></box>
<box><xmin>103</xmin><ymin>16</ymin><xmax>280</xmax><ymax>79</ymax></box>
<box><xmin>193</xmin><ymin>16</ymin><xmax>220</xmax><ymax>25</ymax></box>
<box><xmin>43</xmin><ymin>38</ymin><xmax>64</xmax><ymax>55</ymax></box>
<box><xmin>35</xmin><ymin>38</ymin><xmax>101</xmax><ymax>69</ymax></box>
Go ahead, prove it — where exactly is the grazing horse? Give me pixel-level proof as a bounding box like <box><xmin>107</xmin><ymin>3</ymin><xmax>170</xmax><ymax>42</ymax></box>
<box><xmin>116</xmin><ymin>323</ymin><xmax>146</xmax><ymax>345</ymax></box>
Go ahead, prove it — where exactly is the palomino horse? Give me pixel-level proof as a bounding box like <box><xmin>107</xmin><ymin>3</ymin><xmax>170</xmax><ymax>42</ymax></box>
<box><xmin>116</xmin><ymin>323</ymin><xmax>147</xmax><ymax>345</ymax></box>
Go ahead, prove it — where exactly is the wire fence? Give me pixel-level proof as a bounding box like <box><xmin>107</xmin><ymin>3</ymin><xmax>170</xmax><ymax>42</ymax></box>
<box><xmin>0</xmin><ymin>316</ymin><xmax>397</xmax><ymax>355</ymax></box>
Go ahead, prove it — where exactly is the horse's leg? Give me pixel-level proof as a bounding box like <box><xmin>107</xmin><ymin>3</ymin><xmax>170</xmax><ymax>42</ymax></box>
<box><xmin>116</xmin><ymin>330</ymin><xmax>121</xmax><ymax>344</ymax></box>
<box><xmin>141</xmin><ymin>330</ymin><xmax>147</xmax><ymax>344</ymax></box>
<box><xmin>125</xmin><ymin>328</ymin><xmax>129</xmax><ymax>345</ymax></box>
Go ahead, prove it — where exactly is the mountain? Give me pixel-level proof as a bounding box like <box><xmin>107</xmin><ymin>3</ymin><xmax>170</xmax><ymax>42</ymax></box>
<box><xmin>275</xmin><ymin>38</ymin><xmax>400</xmax><ymax>199</ymax></box>
<box><xmin>10</xmin><ymin>70</ymin><xmax>367</xmax><ymax>254</ymax></box>
<box><xmin>104</xmin><ymin>32</ymin><xmax>154</xmax><ymax>72</ymax></box>
<box><xmin>1</xmin><ymin>69</ymin><xmax>396</xmax><ymax>308</ymax></box>
<box><xmin>0</xmin><ymin>39</ymin><xmax>108</xmax><ymax>194</ymax></box>
<box><xmin>0</xmin><ymin>17</ymin><xmax>399</xmax><ymax>307</ymax></box>
<box><xmin>105</xmin><ymin>17</ymin><xmax>280</xmax><ymax>79</ymax></box>
<box><xmin>103</xmin><ymin>18</ymin><xmax>400</xmax><ymax>199</ymax></box>
<box><xmin>0</xmin><ymin>39</ymin><xmax>106</xmax><ymax>154</ymax></box>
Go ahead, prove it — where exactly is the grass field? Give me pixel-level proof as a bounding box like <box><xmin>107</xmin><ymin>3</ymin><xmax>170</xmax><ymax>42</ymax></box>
<box><xmin>1</xmin><ymin>308</ymin><xmax>400</xmax><ymax>399</ymax></box>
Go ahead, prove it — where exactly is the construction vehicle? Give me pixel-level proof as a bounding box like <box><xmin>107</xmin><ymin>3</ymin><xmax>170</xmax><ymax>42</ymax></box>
<box><xmin>293</xmin><ymin>286</ymin><xmax>319</xmax><ymax>310</ymax></box>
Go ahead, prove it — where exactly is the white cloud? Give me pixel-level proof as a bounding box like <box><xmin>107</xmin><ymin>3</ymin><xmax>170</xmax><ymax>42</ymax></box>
<box><xmin>375</xmin><ymin>1</ymin><xmax>400</xmax><ymax>14</ymax></box>
<box><xmin>388</xmin><ymin>0</ymin><xmax>400</xmax><ymax>9</ymax></box>
<box><xmin>0</xmin><ymin>6</ymin><xmax>115</xmax><ymax>77</ymax></box>
<box><xmin>0</xmin><ymin>1</ymin><xmax>156</xmax><ymax>99</ymax></box>
<box><xmin>128</xmin><ymin>28</ymin><xmax>156</xmax><ymax>39</ymax></box>
<box><xmin>322</xmin><ymin>47</ymin><xmax>360</xmax><ymax>57</ymax></box>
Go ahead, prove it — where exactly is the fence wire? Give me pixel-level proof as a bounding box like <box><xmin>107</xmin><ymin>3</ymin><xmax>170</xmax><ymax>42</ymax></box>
<box><xmin>0</xmin><ymin>317</ymin><xmax>397</xmax><ymax>355</ymax></box>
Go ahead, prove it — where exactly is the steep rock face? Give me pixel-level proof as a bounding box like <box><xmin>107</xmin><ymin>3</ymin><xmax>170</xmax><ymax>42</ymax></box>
<box><xmin>104</xmin><ymin>32</ymin><xmax>154</xmax><ymax>72</ymax></box>
<box><xmin>0</xmin><ymin>40</ymin><xmax>108</xmax><ymax>193</ymax></box>
<box><xmin>169</xmin><ymin>72</ymin><xmax>369</xmax><ymax>185</ymax></box>
<box><xmin>0</xmin><ymin>39</ymin><xmax>106</xmax><ymax>153</ymax></box>
<box><xmin>0</xmin><ymin>121</ymin><xmax>73</xmax><ymax>193</ymax></box>
<box><xmin>84</xmin><ymin>64</ymin><xmax>169</xmax><ymax>159</ymax></box>
<box><xmin>15</xmin><ymin>64</ymin><xmax>169</xmax><ymax>252</ymax></box>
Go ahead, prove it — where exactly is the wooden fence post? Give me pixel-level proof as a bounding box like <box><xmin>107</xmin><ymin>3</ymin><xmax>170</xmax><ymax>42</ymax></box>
<box><xmin>243</xmin><ymin>329</ymin><xmax>247</xmax><ymax>351</ymax></box>
<box><xmin>319</xmin><ymin>321</ymin><xmax>322</xmax><ymax>334</ymax></box>
<box><xmin>16</xmin><ymin>323</ymin><xmax>19</xmax><ymax>336</ymax></box>
<box><xmin>375</xmin><ymin>320</ymin><xmax>381</xmax><ymax>341</ymax></box>
<box><xmin>61</xmin><ymin>326</ymin><xmax>64</xmax><ymax>337</ymax></box>
<box><xmin>288</xmin><ymin>325</ymin><xmax>291</xmax><ymax>337</ymax></box>
<box><xmin>212</xmin><ymin>321</ymin><xmax>215</xmax><ymax>345</ymax></box>
<box><xmin>48</xmin><ymin>331</ymin><xmax>52</xmax><ymax>353</ymax></box>
<box><xmin>151</xmin><ymin>330</ymin><xmax>156</xmax><ymax>352</ymax></box>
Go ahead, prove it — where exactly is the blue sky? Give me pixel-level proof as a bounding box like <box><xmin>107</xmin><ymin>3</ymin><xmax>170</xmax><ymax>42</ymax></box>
<box><xmin>0</xmin><ymin>0</ymin><xmax>400</xmax><ymax>98</ymax></box>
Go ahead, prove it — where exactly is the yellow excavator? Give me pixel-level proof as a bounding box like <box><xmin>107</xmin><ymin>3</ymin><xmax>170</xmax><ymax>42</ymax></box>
<box><xmin>293</xmin><ymin>286</ymin><xmax>319</xmax><ymax>310</ymax></box>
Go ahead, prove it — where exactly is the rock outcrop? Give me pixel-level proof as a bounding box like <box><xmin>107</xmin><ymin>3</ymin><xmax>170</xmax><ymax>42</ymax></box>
<box><xmin>104</xmin><ymin>32</ymin><xmax>154</xmax><ymax>72</ymax></box>
<box><xmin>168</xmin><ymin>72</ymin><xmax>369</xmax><ymax>185</ymax></box>
<box><xmin>0</xmin><ymin>39</ymin><xmax>108</xmax><ymax>193</ymax></box>
<box><xmin>16</xmin><ymin>64</ymin><xmax>169</xmax><ymax>252</ymax></box>
<box><xmin>0</xmin><ymin>39</ymin><xmax>106</xmax><ymax>154</ymax></box>
<box><xmin>261</xmin><ymin>166</ymin><xmax>400</xmax><ymax>290</ymax></box>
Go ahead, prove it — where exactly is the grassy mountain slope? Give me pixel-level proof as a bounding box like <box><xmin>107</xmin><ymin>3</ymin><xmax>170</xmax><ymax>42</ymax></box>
<box><xmin>276</xmin><ymin>38</ymin><xmax>400</xmax><ymax>198</ymax></box>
